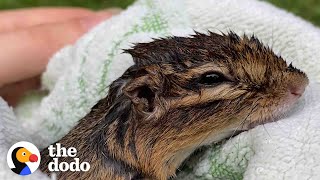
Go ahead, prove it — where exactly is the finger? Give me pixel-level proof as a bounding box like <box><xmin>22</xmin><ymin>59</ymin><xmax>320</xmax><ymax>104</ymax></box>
<box><xmin>0</xmin><ymin>12</ymin><xmax>114</xmax><ymax>87</ymax></box>
<box><xmin>0</xmin><ymin>76</ymin><xmax>41</xmax><ymax>106</ymax></box>
<box><xmin>0</xmin><ymin>8</ymin><xmax>95</xmax><ymax>32</ymax></box>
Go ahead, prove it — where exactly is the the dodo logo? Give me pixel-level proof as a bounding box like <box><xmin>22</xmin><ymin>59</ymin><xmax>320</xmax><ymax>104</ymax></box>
<box><xmin>7</xmin><ymin>141</ymin><xmax>40</xmax><ymax>176</ymax></box>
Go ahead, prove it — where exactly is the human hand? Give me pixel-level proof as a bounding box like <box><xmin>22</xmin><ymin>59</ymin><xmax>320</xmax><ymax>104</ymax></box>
<box><xmin>0</xmin><ymin>7</ymin><xmax>120</xmax><ymax>106</ymax></box>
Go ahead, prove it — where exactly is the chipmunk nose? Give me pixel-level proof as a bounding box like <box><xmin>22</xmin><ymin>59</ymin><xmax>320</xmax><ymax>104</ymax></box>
<box><xmin>288</xmin><ymin>84</ymin><xmax>306</xmax><ymax>97</ymax></box>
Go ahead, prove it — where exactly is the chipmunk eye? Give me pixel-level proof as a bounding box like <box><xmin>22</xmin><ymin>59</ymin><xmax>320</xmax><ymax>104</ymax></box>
<box><xmin>199</xmin><ymin>72</ymin><xmax>226</xmax><ymax>85</ymax></box>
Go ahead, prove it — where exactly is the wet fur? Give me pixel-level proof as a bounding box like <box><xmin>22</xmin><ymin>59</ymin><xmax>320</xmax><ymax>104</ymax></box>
<box><xmin>40</xmin><ymin>32</ymin><xmax>308</xmax><ymax>179</ymax></box>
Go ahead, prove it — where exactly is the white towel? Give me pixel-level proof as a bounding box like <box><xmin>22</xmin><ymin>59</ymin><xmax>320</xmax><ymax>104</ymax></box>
<box><xmin>1</xmin><ymin>0</ymin><xmax>320</xmax><ymax>179</ymax></box>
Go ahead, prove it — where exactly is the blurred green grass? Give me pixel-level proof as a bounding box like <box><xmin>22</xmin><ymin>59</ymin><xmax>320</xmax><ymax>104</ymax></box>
<box><xmin>0</xmin><ymin>0</ymin><xmax>319</xmax><ymax>26</ymax></box>
<box><xmin>0</xmin><ymin>0</ymin><xmax>135</xmax><ymax>10</ymax></box>
<box><xmin>266</xmin><ymin>0</ymin><xmax>320</xmax><ymax>26</ymax></box>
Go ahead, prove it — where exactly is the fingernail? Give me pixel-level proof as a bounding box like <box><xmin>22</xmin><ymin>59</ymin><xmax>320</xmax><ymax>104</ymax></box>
<box><xmin>80</xmin><ymin>13</ymin><xmax>113</xmax><ymax>30</ymax></box>
<box><xmin>98</xmin><ymin>8</ymin><xmax>122</xmax><ymax>15</ymax></box>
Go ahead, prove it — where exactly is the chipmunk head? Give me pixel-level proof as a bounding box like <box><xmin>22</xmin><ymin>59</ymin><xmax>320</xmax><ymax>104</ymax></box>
<box><xmin>89</xmin><ymin>32</ymin><xmax>308</xmax><ymax>179</ymax></box>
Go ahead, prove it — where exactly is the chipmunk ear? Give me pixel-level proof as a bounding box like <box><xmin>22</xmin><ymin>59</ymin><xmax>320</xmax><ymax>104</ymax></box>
<box><xmin>124</xmin><ymin>75</ymin><xmax>156</xmax><ymax>113</ymax></box>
